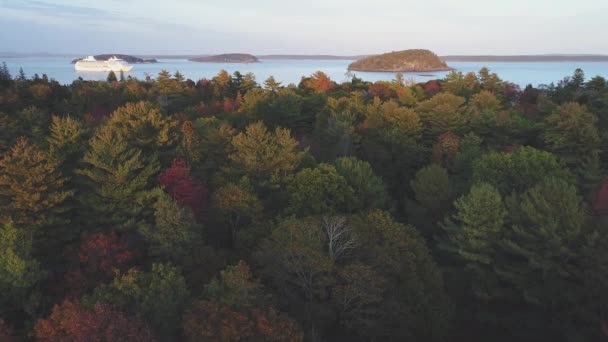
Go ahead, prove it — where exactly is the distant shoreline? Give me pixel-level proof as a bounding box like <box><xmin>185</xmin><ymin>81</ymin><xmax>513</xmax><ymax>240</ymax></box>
<box><xmin>442</xmin><ymin>55</ymin><xmax>608</xmax><ymax>62</ymax></box>
<box><xmin>3</xmin><ymin>53</ymin><xmax>608</xmax><ymax>63</ymax></box>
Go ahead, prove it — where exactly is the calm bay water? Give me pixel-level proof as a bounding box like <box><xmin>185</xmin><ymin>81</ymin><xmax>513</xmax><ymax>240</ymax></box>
<box><xmin>3</xmin><ymin>57</ymin><xmax>608</xmax><ymax>87</ymax></box>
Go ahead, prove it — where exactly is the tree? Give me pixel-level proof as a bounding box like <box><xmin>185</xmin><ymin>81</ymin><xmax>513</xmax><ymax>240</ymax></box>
<box><xmin>0</xmin><ymin>222</ymin><xmax>42</xmax><ymax>316</ymax></box>
<box><xmin>469</xmin><ymin>90</ymin><xmax>502</xmax><ymax>115</ymax></box>
<box><xmin>286</xmin><ymin>164</ymin><xmax>355</xmax><ymax>216</ymax></box>
<box><xmin>92</xmin><ymin>263</ymin><xmax>189</xmax><ymax>339</ymax></box>
<box><xmin>64</xmin><ymin>231</ymin><xmax>135</xmax><ymax>296</ymax></box>
<box><xmin>0</xmin><ymin>319</ymin><xmax>14</xmax><ymax>342</ymax></box>
<box><xmin>77</xmin><ymin>125</ymin><xmax>159</xmax><ymax>232</ymax></box>
<box><xmin>407</xmin><ymin>164</ymin><xmax>451</xmax><ymax>239</ymax></box>
<box><xmin>183</xmin><ymin>300</ymin><xmax>303</xmax><ymax>342</ymax></box>
<box><xmin>411</xmin><ymin>164</ymin><xmax>451</xmax><ymax>214</ymax></box>
<box><xmin>304</xmin><ymin>71</ymin><xmax>333</xmax><ymax>94</ymax></box>
<box><xmin>107</xmin><ymin>71</ymin><xmax>117</xmax><ymax>83</ymax></box>
<box><xmin>263</xmin><ymin>76</ymin><xmax>282</xmax><ymax>92</ymax></box>
<box><xmin>0</xmin><ymin>62</ymin><xmax>12</xmax><ymax>87</ymax></box>
<box><xmin>229</xmin><ymin>122</ymin><xmax>306</xmax><ymax>182</ymax></box>
<box><xmin>442</xmin><ymin>183</ymin><xmax>506</xmax><ymax>298</ymax></box>
<box><xmin>34</xmin><ymin>299</ymin><xmax>155</xmax><ymax>342</ymax></box>
<box><xmin>416</xmin><ymin>92</ymin><xmax>466</xmax><ymax>141</ymax></box>
<box><xmin>0</xmin><ymin>138</ymin><xmax>72</xmax><ymax>248</ymax></box>
<box><xmin>158</xmin><ymin>159</ymin><xmax>207</xmax><ymax>219</ymax></box>
<box><xmin>334</xmin><ymin>156</ymin><xmax>388</xmax><ymax>211</ymax></box>
<box><xmin>350</xmin><ymin>211</ymin><xmax>451</xmax><ymax>341</ymax></box>
<box><xmin>107</xmin><ymin>101</ymin><xmax>179</xmax><ymax>158</ymax></box>
<box><xmin>211</xmin><ymin>180</ymin><xmax>262</xmax><ymax>245</ymax></box>
<box><xmin>47</xmin><ymin>115</ymin><xmax>86</xmax><ymax>170</ymax></box>
<box><xmin>543</xmin><ymin>102</ymin><xmax>601</xmax><ymax>191</ymax></box>
<box><xmin>184</xmin><ymin>261</ymin><xmax>303</xmax><ymax>341</ymax></box>
<box><xmin>364</xmin><ymin>99</ymin><xmax>423</xmax><ymax>138</ymax></box>
<box><xmin>139</xmin><ymin>191</ymin><xmax>202</xmax><ymax>260</ymax></box>
<box><xmin>16</xmin><ymin>67</ymin><xmax>26</xmax><ymax>81</ymax></box>
<box><xmin>472</xmin><ymin>146</ymin><xmax>572</xmax><ymax>195</ymax></box>
<box><xmin>205</xmin><ymin>261</ymin><xmax>264</xmax><ymax>309</ymax></box>
<box><xmin>501</xmin><ymin>178</ymin><xmax>588</xmax><ymax>315</ymax></box>
<box><xmin>432</xmin><ymin>131</ymin><xmax>461</xmax><ymax>169</ymax></box>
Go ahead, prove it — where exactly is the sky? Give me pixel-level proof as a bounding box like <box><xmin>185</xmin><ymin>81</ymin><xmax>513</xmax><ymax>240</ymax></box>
<box><xmin>1</xmin><ymin>0</ymin><xmax>607</xmax><ymax>55</ymax></box>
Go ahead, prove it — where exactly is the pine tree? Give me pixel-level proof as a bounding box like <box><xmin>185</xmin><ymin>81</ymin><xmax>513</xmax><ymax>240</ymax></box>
<box><xmin>139</xmin><ymin>191</ymin><xmax>202</xmax><ymax>261</ymax></box>
<box><xmin>16</xmin><ymin>68</ymin><xmax>26</xmax><ymax>81</ymax></box>
<box><xmin>442</xmin><ymin>182</ymin><xmax>506</xmax><ymax>299</ymax></box>
<box><xmin>0</xmin><ymin>138</ymin><xmax>72</xmax><ymax>229</ymax></box>
<box><xmin>107</xmin><ymin>101</ymin><xmax>179</xmax><ymax>160</ymax></box>
<box><xmin>106</xmin><ymin>70</ymin><xmax>117</xmax><ymax>83</ymax></box>
<box><xmin>47</xmin><ymin>115</ymin><xmax>86</xmax><ymax>172</ymax></box>
<box><xmin>77</xmin><ymin>125</ymin><xmax>160</xmax><ymax>232</ymax></box>
<box><xmin>0</xmin><ymin>222</ymin><xmax>42</xmax><ymax>317</ymax></box>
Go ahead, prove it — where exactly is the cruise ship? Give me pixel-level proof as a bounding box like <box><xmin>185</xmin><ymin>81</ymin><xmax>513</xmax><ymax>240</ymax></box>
<box><xmin>74</xmin><ymin>56</ymin><xmax>134</xmax><ymax>72</ymax></box>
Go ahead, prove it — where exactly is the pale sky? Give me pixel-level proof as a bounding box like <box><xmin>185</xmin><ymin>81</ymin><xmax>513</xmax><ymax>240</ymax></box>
<box><xmin>1</xmin><ymin>0</ymin><xmax>607</xmax><ymax>55</ymax></box>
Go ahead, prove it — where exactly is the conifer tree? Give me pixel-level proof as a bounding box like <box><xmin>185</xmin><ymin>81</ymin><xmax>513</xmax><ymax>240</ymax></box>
<box><xmin>0</xmin><ymin>138</ymin><xmax>72</xmax><ymax>229</ymax></box>
<box><xmin>106</xmin><ymin>70</ymin><xmax>117</xmax><ymax>83</ymax></box>
<box><xmin>77</xmin><ymin>125</ymin><xmax>159</xmax><ymax>232</ymax></box>
<box><xmin>0</xmin><ymin>222</ymin><xmax>42</xmax><ymax>317</ymax></box>
<box><xmin>47</xmin><ymin>115</ymin><xmax>86</xmax><ymax>172</ymax></box>
<box><xmin>140</xmin><ymin>191</ymin><xmax>202</xmax><ymax>261</ymax></box>
<box><xmin>107</xmin><ymin>101</ymin><xmax>179</xmax><ymax>158</ymax></box>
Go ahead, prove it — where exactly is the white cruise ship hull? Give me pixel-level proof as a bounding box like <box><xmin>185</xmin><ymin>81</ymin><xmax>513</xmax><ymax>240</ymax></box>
<box><xmin>74</xmin><ymin>57</ymin><xmax>134</xmax><ymax>72</ymax></box>
<box><xmin>75</xmin><ymin>63</ymin><xmax>134</xmax><ymax>72</ymax></box>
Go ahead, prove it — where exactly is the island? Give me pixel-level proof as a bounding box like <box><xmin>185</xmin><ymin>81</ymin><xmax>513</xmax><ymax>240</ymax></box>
<box><xmin>348</xmin><ymin>49</ymin><xmax>452</xmax><ymax>72</ymax></box>
<box><xmin>71</xmin><ymin>54</ymin><xmax>157</xmax><ymax>64</ymax></box>
<box><xmin>189</xmin><ymin>53</ymin><xmax>259</xmax><ymax>63</ymax></box>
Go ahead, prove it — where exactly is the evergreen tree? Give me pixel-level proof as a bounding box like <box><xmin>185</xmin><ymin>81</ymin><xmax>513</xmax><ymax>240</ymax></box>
<box><xmin>140</xmin><ymin>191</ymin><xmax>202</xmax><ymax>261</ymax></box>
<box><xmin>107</xmin><ymin>101</ymin><xmax>179</xmax><ymax>161</ymax></box>
<box><xmin>0</xmin><ymin>62</ymin><xmax>11</xmax><ymax>87</ymax></box>
<box><xmin>286</xmin><ymin>164</ymin><xmax>355</xmax><ymax>216</ymax></box>
<box><xmin>90</xmin><ymin>263</ymin><xmax>189</xmax><ymax>339</ymax></box>
<box><xmin>77</xmin><ymin>125</ymin><xmax>159</xmax><ymax>232</ymax></box>
<box><xmin>106</xmin><ymin>70</ymin><xmax>117</xmax><ymax>83</ymax></box>
<box><xmin>47</xmin><ymin>115</ymin><xmax>86</xmax><ymax>172</ymax></box>
<box><xmin>442</xmin><ymin>182</ymin><xmax>506</xmax><ymax>299</ymax></box>
<box><xmin>334</xmin><ymin>156</ymin><xmax>388</xmax><ymax>211</ymax></box>
<box><xmin>229</xmin><ymin>121</ymin><xmax>306</xmax><ymax>183</ymax></box>
<box><xmin>0</xmin><ymin>138</ymin><xmax>72</xmax><ymax>230</ymax></box>
<box><xmin>16</xmin><ymin>68</ymin><xmax>26</xmax><ymax>81</ymax></box>
<box><xmin>0</xmin><ymin>222</ymin><xmax>42</xmax><ymax>317</ymax></box>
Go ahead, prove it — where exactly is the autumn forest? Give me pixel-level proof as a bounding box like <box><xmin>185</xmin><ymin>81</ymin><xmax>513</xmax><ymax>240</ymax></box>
<box><xmin>1</xmin><ymin>64</ymin><xmax>608</xmax><ymax>341</ymax></box>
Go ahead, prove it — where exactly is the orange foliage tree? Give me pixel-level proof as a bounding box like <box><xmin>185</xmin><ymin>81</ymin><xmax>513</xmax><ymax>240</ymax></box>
<box><xmin>34</xmin><ymin>299</ymin><xmax>155</xmax><ymax>342</ymax></box>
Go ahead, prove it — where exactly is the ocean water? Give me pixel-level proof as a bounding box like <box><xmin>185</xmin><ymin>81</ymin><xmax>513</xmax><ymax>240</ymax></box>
<box><xmin>3</xmin><ymin>57</ymin><xmax>608</xmax><ymax>87</ymax></box>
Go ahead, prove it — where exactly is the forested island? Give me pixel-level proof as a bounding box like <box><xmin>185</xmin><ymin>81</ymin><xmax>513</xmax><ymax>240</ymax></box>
<box><xmin>1</xmin><ymin>62</ymin><xmax>608</xmax><ymax>341</ymax></box>
<box><xmin>348</xmin><ymin>49</ymin><xmax>453</xmax><ymax>72</ymax></box>
<box><xmin>189</xmin><ymin>53</ymin><xmax>259</xmax><ymax>63</ymax></box>
<box><xmin>70</xmin><ymin>54</ymin><xmax>157</xmax><ymax>64</ymax></box>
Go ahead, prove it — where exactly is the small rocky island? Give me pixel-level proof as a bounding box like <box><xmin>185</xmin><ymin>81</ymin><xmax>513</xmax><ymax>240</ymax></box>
<box><xmin>189</xmin><ymin>53</ymin><xmax>259</xmax><ymax>63</ymax></box>
<box><xmin>71</xmin><ymin>54</ymin><xmax>157</xmax><ymax>64</ymax></box>
<box><xmin>348</xmin><ymin>49</ymin><xmax>452</xmax><ymax>72</ymax></box>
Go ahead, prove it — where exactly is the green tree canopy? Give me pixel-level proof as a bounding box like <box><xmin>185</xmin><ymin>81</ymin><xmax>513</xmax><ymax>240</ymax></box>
<box><xmin>77</xmin><ymin>125</ymin><xmax>159</xmax><ymax>232</ymax></box>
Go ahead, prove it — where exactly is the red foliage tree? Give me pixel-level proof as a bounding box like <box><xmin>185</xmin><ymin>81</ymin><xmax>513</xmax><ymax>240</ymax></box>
<box><xmin>65</xmin><ymin>232</ymin><xmax>135</xmax><ymax>296</ymax></box>
<box><xmin>34</xmin><ymin>299</ymin><xmax>155</xmax><ymax>342</ymax></box>
<box><xmin>223</xmin><ymin>98</ymin><xmax>235</xmax><ymax>112</ymax></box>
<box><xmin>432</xmin><ymin>131</ymin><xmax>461</xmax><ymax>168</ymax></box>
<box><xmin>158</xmin><ymin>159</ymin><xmax>208</xmax><ymax>219</ymax></box>
<box><xmin>308</xmin><ymin>71</ymin><xmax>333</xmax><ymax>94</ymax></box>
<box><xmin>182</xmin><ymin>300</ymin><xmax>303</xmax><ymax>342</ymax></box>
<box><xmin>0</xmin><ymin>319</ymin><xmax>14</xmax><ymax>342</ymax></box>
<box><xmin>423</xmin><ymin>80</ymin><xmax>441</xmax><ymax>96</ymax></box>
<box><xmin>368</xmin><ymin>83</ymin><xmax>392</xmax><ymax>100</ymax></box>
<box><xmin>594</xmin><ymin>181</ymin><xmax>608</xmax><ymax>216</ymax></box>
